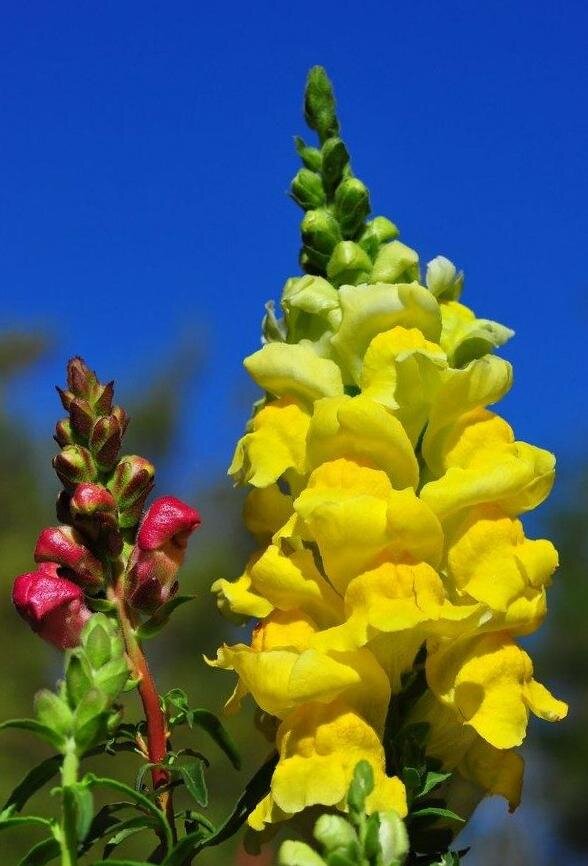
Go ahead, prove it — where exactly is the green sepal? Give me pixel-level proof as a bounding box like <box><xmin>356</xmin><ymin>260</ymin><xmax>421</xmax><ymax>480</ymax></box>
<box><xmin>327</xmin><ymin>240</ymin><xmax>372</xmax><ymax>287</ymax></box>
<box><xmin>347</xmin><ymin>760</ymin><xmax>374</xmax><ymax>815</ymax></box>
<box><xmin>321</xmin><ymin>137</ymin><xmax>350</xmax><ymax>194</ymax></box>
<box><xmin>135</xmin><ymin>595</ymin><xmax>197</xmax><ymax>640</ymax></box>
<box><xmin>84</xmin><ymin>620</ymin><xmax>113</xmax><ymax>668</ymax></box>
<box><xmin>65</xmin><ymin>651</ymin><xmax>94</xmax><ymax>706</ymax></box>
<box><xmin>279</xmin><ymin>840</ymin><xmax>326</xmax><ymax>866</ymax></box>
<box><xmin>291</xmin><ymin>168</ymin><xmax>326</xmax><ymax>210</ymax></box>
<box><xmin>295</xmin><ymin>136</ymin><xmax>322</xmax><ymax>171</ymax></box>
<box><xmin>334</xmin><ymin>177</ymin><xmax>371</xmax><ymax>239</ymax></box>
<box><xmin>313</xmin><ymin>814</ymin><xmax>358</xmax><ymax>855</ymax></box>
<box><xmin>70</xmin><ymin>781</ymin><xmax>94</xmax><ymax>841</ymax></box>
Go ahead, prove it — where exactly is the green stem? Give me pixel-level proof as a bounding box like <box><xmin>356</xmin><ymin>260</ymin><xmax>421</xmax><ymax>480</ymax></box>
<box><xmin>58</xmin><ymin>741</ymin><xmax>79</xmax><ymax>866</ymax></box>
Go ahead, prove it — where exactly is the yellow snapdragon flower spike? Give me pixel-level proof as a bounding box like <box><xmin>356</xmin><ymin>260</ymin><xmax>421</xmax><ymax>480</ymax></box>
<box><xmin>212</xmin><ymin>67</ymin><xmax>566</xmax><ymax>835</ymax></box>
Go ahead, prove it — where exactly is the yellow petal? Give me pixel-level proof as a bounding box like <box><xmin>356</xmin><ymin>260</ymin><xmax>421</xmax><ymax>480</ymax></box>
<box><xmin>265</xmin><ymin>701</ymin><xmax>407</xmax><ymax>820</ymax></box>
<box><xmin>243</xmin><ymin>485</ymin><xmax>293</xmax><ymax>542</ymax></box>
<box><xmin>458</xmin><ymin>737</ymin><xmax>523</xmax><ymax>812</ymax></box>
<box><xmin>330</xmin><ymin>282</ymin><xmax>441</xmax><ymax>383</ymax></box>
<box><xmin>306</xmin><ymin>394</ymin><xmax>419</xmax><ymax>488</ymax></box>
<box><xmin>294</xmin><ymin>459</ymin><xmax>443</xmax><ymax>592</ymax></box>
<box><xmin>228</xmin><ymin>397</ymin><xmax>310</xmax><ymax>488</ymax></box>
<box><xmin>440</xmin><ymin>301</ymin><xmax>514</xmax><ymax>368</ymax></box>
<box><xmin>244</xmin><ymin>342</ymin><xmax>344</xmax><ymax>403</ymax></box>
<box><xmin>211</xmin><ymin>556</ymin><xmax>274</xmax><ymax>620</ymax></box>
<box><xmin>426</xmin><ymin>632</ymin><xmax>567</xmax><ymax>749</ymax></box>
<box><xmin>446</xmin><ymin>505</ymin><xmax>559</xmax><ymax>611</ymax></box>
<box><xmin>360</xmin><ymin>326</ymin><xmax>447</xmax><ymax>443</ymax></box>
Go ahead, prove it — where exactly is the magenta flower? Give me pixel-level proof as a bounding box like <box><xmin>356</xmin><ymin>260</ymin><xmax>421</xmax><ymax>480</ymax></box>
<box><xmin>34</xmin><ymin>526</ymin><xmax>104</xmax><ymax>590</ymax></box>
<box><xmin>126</xmin><ymin>496</ymin><xmax>201</xmax><ymax>612</ymax></box>
<box><xmin>12</xmin><ymin>564</ymin><xmax>91</xmax><ymax>649</ymax></box>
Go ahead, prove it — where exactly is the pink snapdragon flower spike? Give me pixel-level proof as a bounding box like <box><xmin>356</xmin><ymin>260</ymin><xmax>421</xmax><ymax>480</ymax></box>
<box><xmin>34</xmin><ymin>526</ymin><xmax>104</xmax><ymax>591</ymax></box>
<box><xmin>12</xmin><ymin>564</ymin><xmax>91</xmax><ymax>649</ymax></box>
<box><xmin>126</xmin><ymin>496</ymin><xmax>201</xmax><ymax>613</ymax></box>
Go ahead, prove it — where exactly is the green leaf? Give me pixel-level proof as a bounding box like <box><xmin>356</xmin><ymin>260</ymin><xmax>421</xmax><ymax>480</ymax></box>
<box><xmin>180</xmin><ymin>809</ymin><xmax>215</xmax><ymax>834</ymax></box>
<box><xmin>410</xmin><ymin>807</ymin><xmax>464</xmax><ymax>823</ymax></box>
<box><xmin>91</xmin><ymin>861</ymin><xmax>154</xmax><ymax>866</ymax></box>
<box><xmin>178</xmin><ymin>760</ymin><xmax>208</xmax><ymax>807</ymax></box>
<box><xmin>416</xmin><ymin>771</ymin><xmax>452</xmax><ymax>799</ymax></box>
<box><xmin>0</xmin><ymin>815</ymin><xmax>52</xmax><ymax>832</ymax></box>
<box><xmin>87</xmin><ymin>597</ymin><xmax>118</xmax><ymax>614</ymax></box>
<box><xmin>17</xmin><ymin>838</ymin><xmax>60</xmax><ymax>866</ymax></box>
<box><xmin>2</xmin><ymin>754</ymin><xmax>62</xmax><ymax>812</ymax></box>
<box><xmin>84</xmin><ymin>775</ymin><xmax>172</xmax><ymax>850</ymax></box>
<box><xmin>0</xmin><ymin>719</ymin><xmax>65</xmax><ymax>751</ymax></box>
<box><xmin>402</xmin><ymin>766</ymin><xmax>422</xmax><ymax>792</ymax></box>
<box><xmin>136</xmin><ymin>596</ymin><xmax>196</xmax><ymax>639</ymax></box>
<box><xmin>189</xmin><ymin>710</ymin><xmax>241</xmax><ymax>769</ymax></box>
<box><xmin>103</xmin><ymin>816</ymin><xmax>157</xmax><ymax>858</ymax></box>
<box><xmin>70</xmin><ymin>782</ymin><xmax>94</xmax><ymax>841</ymax></box>
<box><xmin>77</xmin><ymin>802</ymin><xmax>136</xmax><ymax>856</ymax></box>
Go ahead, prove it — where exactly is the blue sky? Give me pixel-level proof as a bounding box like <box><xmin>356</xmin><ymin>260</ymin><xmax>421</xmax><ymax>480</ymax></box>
<box><xmin>2</xmin><ymin>0</ymin><xmax>587</xmax><ymax>493</ymax></box>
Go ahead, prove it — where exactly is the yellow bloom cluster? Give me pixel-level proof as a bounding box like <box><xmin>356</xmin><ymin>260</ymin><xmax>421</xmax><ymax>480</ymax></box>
<box><xmin>212</xmin><ymin>257</ymin><xmax>566</xmax><ymax>831</ymax></box>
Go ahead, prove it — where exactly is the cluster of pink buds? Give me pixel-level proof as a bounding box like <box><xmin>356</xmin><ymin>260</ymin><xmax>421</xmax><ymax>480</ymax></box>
<box><xmin>12</xmin><ymin>358</ymin><xmax>201</xmax><ymax>648</ymax></box>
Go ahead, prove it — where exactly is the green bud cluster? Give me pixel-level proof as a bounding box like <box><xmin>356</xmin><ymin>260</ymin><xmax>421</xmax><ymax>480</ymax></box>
<box><xmin>278</xmin><ymin>762</ymin><xmax>409</xmax><ymax>866</ymax></box>
<box><xmin>34</xmin><ymin>613</ymin><xmax>129</xmax><ymax>755</ymax></box>
<box><xmin>290</xmin><ymin>67</ymin><xmax>404</xmax><ymax>288</ymax></box>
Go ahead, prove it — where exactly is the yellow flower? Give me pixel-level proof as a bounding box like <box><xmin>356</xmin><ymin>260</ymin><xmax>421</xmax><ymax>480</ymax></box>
<box><xmin>248</xmin><ymin>700</ymin><xmax>407</xmax><ymax>830</ymax></box>
<box><xmin>426</xmin><ymin>632</ymin><xmax>567</xmax><ymax>749</ymax></box>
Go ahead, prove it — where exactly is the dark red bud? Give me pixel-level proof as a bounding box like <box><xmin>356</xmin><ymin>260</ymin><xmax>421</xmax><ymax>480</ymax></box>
<box><xmin>89</xmin><ymin>415</ymin><xmax>122</xmax><ymax>471</ymax></box>
<box><xmin>54</xmin><ymin>418</ymin><xmax>75</xmax><ymax>447</ymax></box>
<box><xmin>12</xmin><ymin>566</ymin><xmax>91</xmax><ymax>649</ymax></box>
<box><xmin>111</xmin><ymin>405</ymin><xmax>129</xmax><ymax>434</ymax></box>
<box><xmin>70</xmin><ymin>483</ymin><xmax>116</xmax><ymax>517</ymax></box>
<box><xmin>69</xmin><ymin>398</ymin><xmax>95</xmax><ymax>439</ymax></box>
<box><xmin>94</xmin><ymin>380</ymin><xmax>115</xmax><ymax>415</ymax></box>
<box><xmin>126</xmin><ymin>496</ymin><xmax>200</xmax><ymax>613</ymax></box>
<box><xmin>34</xmin><ymin>526</ymin><xmax>103</xmax><ymax>590</ymax></box>
<box><xmin>67</xmin><ymin>357</ymin><xmax>98</xmax><ymax>399</ymax></box>
<box><xmin>56</xmin><ymin>386</ymin><xmax>75</xmax><ymax>412</ymax></box>
<box><xmin>53</xmin><ymin>445</ymin><xmax>98</xmax><ymax>489</ymax></box>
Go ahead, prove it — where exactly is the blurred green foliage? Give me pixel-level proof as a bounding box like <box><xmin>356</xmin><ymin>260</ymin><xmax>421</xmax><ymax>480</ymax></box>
<box><xmin>0</xmin><ymin>332</ymin><xmax>268</xmax><ymax>863</ymax></box>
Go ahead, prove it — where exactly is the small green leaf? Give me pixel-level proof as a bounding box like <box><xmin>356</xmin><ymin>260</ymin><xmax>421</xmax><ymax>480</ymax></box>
<box><xmin>3</xmin><ymin>754</ymin><xmax>62</xmax><ymax>812</ymax></box>
<box><xmin>17</xmin><ymin>837</ymin><xmax>60</xmax><ymax>865</ymax></box>
<box><xmin>103</xmin><ymin>816</ymin><xmax>156</xmax><ymax>858</ymax></box>
<box><xmin>87</xmin><ymin>597</ymin><xmax>117</xmax><ymax>614</ymax></box>
<box><xmin>78</xmin><ymin>802</ymin><xmax>135</xmax><ymax>856</ymax></box>
<box><xmin>0</xmin><ymin>719</ymin><xmax>65</xmax><ymax>751</ymax></box>
<box><xmin>70</xmin><ymin>782</ymin><xmax>94</xmax><ymax>841</ymax></box>
<box><xmin>347</xmin><ymin>760</ymin><xmax>374</xmax><ymax>814</ymax></box>
<box><xmin>34</xmin><ymin>690</ymin><xmax>73</xmax><ymax>739</ymax></box>
<box><xmin>0</xmin><ymin>815</ymin><xmax>52</xmax><ymax>832</ymax></box>
<box><xmin>410</xmin><ymin>807</ymin><xmax>464</xmax><ymax>823</ymax></box>
<box><xmin>136</xmin><ymin>596</ymin><xmax>196</xmax><ymax>639</ymax></box>
<box><xmin>402</xmin><ymin>766</ymin><xmax>422</xmax><ymax>792</ymax></box>
<box><xmin>416</xmin><ymin>771</ymin><xmax>452</xmax><ymax>799</ymax></box>
<box><xmin>178</xmin><ymin>759</ymin><xmax>208</xmax><ymax>807</ymax></box>
<box><xmin>84</xmin><ymin>775</ymin><xmax>172</xmax><ymax>850</ymax></box>
<box><xmin>180</xmin><ymin>809</ymin><xmax>215</xmax><ymax>834</ymax></box>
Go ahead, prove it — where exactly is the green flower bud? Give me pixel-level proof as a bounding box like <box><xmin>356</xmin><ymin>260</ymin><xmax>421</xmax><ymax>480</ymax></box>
<box><xmin>321</xmin><ymin>137</ymin><xmax>350</xmax><ymax>194</ymax></box>
<box><xmin>359</xmin><ymin>217</ymin><xmax>400</xmax><ymax>258</ymax></box>
<box><xmin>34</xmin><ymin>688</ymin><xmax>74</xmax><ymax>740</ymax></box>
<box><xmin>300</xmin><ymin>209</ymin><xmax>343</xmax><ymax>273</ymax></box>
<box><xmin>295</xmin><ymin>136</ymin><xmax>322</xmax><ymax>171</ymax></box>
<box><xmin>334</xmin><ymin>177</ymin><xmax>371</xmax><ymax>239</ymax></box>
<box><xmin>291</xmin><ymin>168</ymin><xmax>326</xmax><ymax>210</ymax></box>
<box><xmin>279</xmin><ymin>840</ymin><xmax>326</xmax><ymax>866</ymax></box>
<box><xmin>371</xmin><ymin>240</ymin><xmax>419</xmax><ymax>284</ymax></box>
<box><xmin>426</xmin><ymin>255</ymin><xmax>464</xmax><ymax>301</ymax></box>
<box><xmin>347</xmin><ymin>760</ymin><xmax>375</xmax><ymax>814</ymax></box>
<box><xmin>327</xmin><ymin>241</ymin><xmax>372</xmax><ymax>287</ymax></box>
<box><xmin>304</xmin><ymin>66</ymin><xmax>340</xmax><ymax>144</ymax></box>
<box><xmin>377</xmin><ymin>811</ymin><xmax>409</xmax><ymax>866</ymax></box>
<box><xmin>53</xmin><ymin>445</ymin><xmax>98</xmax><ymax>489</ymax></box>
<box><xmin>83</xmin><ymin>618</ymin><xmax>112</xmax><ymax>669</ymax></box>
<box><xmin>313</xmin><ymin>815</ymin><xmax>359</xmax><ymax>855</ymax></box>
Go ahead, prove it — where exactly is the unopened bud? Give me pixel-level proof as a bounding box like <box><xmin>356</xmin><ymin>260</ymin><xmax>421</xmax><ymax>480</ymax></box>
<box><xmin>320</xmin><ymin>136</ymin><xmax>349</xmax><ymax>194</ymax></box>
<box><xmin>108</xmin><ymin>455</ymin><xmax>155</xmax><ymax>527</ymax></box>
<box><xmin>89</xmin><ymin>415</ymin><xmax>123</xmax><ymax>471</ymax></box>
<box><xmin>300</xmin><ymin>209</ymin><xmax>342</xmax><ymax>272</ymax></box>
<box><xmin>12</xmin><ymin>564</ymin><xmax>91</xmax><ymax>649</ymax></box>
<box><xmin>334</xmin><ymin>177</ymin><xmax>371</xmax><ymax>239</ymax></box>
<box><xmin>327</xmin><ymin>241</ymin><xmax>372</xmax><ymax>287</ymax></box>
<box><xmin>304</xmin><ymin>65</ymin><xmax>339</xmax><ymax>144</ymax></box>
<box><xmin>371</xmin><ymin>240</ymin><xmax>420</xmax><ymax>284</ymax></box>
<box><xmin>67</xmin><ymin>357</ymin><xmax>98</xmax><ymax>398</ymax></box>
<box><xmin>54</xmin><ymin>418</ymin><xmax>75</xmax><ymax>447</ymax></box>
<box><xmin>294</xmin><ymin>136</ymin><xmax>322</xmax><ymax>171</ymax></box>
<box><xmin>53</xmin><ymin>445</ymin><xmax>97</xmax><ymax>489</ymax></box>
<box><xmin>126</xmin><ymin>496</ymin><xmax>201</xmax><ymax>613</ymax></box>
<box><xmin>70</xmin><ymin>483</ymin><xmax>122</xmax><ymax>557</ymax></box>
<box><xmin>290</xmin><ymin>168</ymin><xmax>326</xmax><ymax>211</ymax></box>
<box><xmin>359</xmin><ymin>216</ymin><xmax>399</xmax><ymax>258</ymax></box>
<box><xmin>313</xmin><ymin>814</ymin><xmax>359</xmax><ymax>855</ymax></box>
<box><xmin>426</xmin><ymin>255</ymin><xmax>464</xmax><ymax>301</ymax></box>
<box><xmin>34</xmin><ymin>525</ymin><xmax>103</xmax><ymax>590</ymax></box>
<box><xmin>69</xmin><ymin>397</ymin><xmax>95</xmax><ymax>438</ymax></box>
<box><xmin>111</xmin><ymin>405</ymin><xmax>129</xmax><ymax>434</ymax></box>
